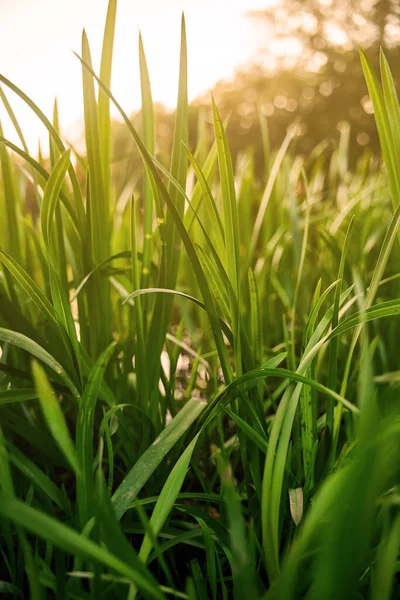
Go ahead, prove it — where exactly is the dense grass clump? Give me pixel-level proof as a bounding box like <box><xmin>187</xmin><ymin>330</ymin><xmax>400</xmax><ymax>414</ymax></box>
<box><xmin>1</xmin><ymin>2</ymin><xmax>400</xmax><ymax>598</ymax></box>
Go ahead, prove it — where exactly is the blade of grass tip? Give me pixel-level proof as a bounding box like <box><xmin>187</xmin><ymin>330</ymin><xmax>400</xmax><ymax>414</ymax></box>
<box><xmin>111</xmin><ymin>398</ymin><xmax>205</xmax><ymax>520</ymax></box>
<box><xmin>0</xmin><ymin>497</ymin><xmax>165</xmax><ymax>600</ymax></box>
<box><xmin>0</xmin><ymin>85</ymin><xmax>41</xmax><ymax>210</ymax></box>
<box><xmin>0</xmin><ymin>121</ymin><xmax>22</xmax><ymax>264</ymax></box>
<box><xmin>98</xmin><ymin>0</ymin><xmax>117</xmax><ymax>206</ymax></box>
<box><xmin>76</xmin><ymin>341</ymin><xmax>117</xmax><ymax>528</ymax></box>
<box><xmin>212</xmin><ymin>97</ymin><xmax>242</xmax><ymax>375</ymax></box>
<box><xmin>32</xmin><ymin>360</ymin><xmax>80</xmax><ymax>476</ymax></box>
<box><xmin>139</xmin><ymin>32</ymin><xmax>155</xmax><ymax>297</ymax></box>
<box><xmin>0</xmin><ymin>74</ymin><xmax>86</xmax><ymax>234</ymax></box>
<box><xmin>326</xmin><ymin>217</ymin><xmax>353</xmax><ymax>459</ymax></box>
<box><xmin>74</xmin><ymin>51</ymin><xmax>232</xmax><ymax>382</ymax></box>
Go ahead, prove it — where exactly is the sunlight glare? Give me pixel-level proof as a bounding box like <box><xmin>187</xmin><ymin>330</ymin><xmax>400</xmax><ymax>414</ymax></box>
<box><xmin>0</xmin><ymin>0</ymin><xmax>287</xmax><ymax>153</ymax></box>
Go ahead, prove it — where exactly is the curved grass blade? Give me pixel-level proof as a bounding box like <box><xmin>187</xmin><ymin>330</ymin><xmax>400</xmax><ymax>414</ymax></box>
<box><xmin>32</xmin><ymin>360</ymin><xmax>80</xmax><ymax>476</ymax></box>
<box><xmin>112</xmin><ymin>398</ymin><xmax>205</xmax><ymax>520</ymax></box>
<box><xmin>0</xmin><ymin>328</ymin><xmax>80</xmax><ymax>401</ymax></box>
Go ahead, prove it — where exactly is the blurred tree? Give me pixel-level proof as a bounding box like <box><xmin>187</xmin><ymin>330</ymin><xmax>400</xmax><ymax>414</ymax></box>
<box><xmin>112</xmin><ymin>1</ymin><xmax>400</xmax><ymax>183</ymax></box>
<box><xmin>190</xmin><ymin>0</ymin><xmax>400</xmax><ymax>170</ymax></box>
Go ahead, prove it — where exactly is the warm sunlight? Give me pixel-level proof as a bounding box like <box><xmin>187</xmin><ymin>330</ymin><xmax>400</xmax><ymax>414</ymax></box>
<box><xmin>0</xmin><ymin>0</ymin><xmax>278</xmax><ymax>152</ymax></box>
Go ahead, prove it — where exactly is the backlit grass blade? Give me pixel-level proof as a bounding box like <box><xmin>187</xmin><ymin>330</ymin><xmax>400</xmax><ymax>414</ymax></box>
<box><xmin>74</xmin><ymin>52</ymin><xmax>232</xmax><ymax>381</ymax></box>
<box><xmin>112</xmin><ymin>398</ymin><xmax>205</xmax><ymax>520</ymax></box>
<box><xmin>0</xmin><ymin>74</ymin><xmax>86</xmax><ymax>234</ymax></box>
<box><xmin>0</xmin><ymin>122</ymin><xmax>22</xmax><ymax>264</ymax></box>
<box><xmin>32</xmin><ymin>360</ymin><xmax>80</xmax><ymax>475</ymax></box>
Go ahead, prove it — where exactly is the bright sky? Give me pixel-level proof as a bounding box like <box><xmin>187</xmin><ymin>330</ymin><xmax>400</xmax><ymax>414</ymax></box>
<box><xmin>0</xmin><ymin>0</ymin><xmax>277</xmax><ymax>152</ymax></box>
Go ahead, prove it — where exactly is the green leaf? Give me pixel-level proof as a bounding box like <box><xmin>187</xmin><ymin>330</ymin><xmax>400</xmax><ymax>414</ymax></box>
<box><xmin>32</xmin><ymin>360</ymin><xmax>80</xmax><ymax>475</ymax></box>
<box><xmin>112</xmin><ymin>399</ymin><xmax>205</xmax><ymax>520</ymax></box>
<box><xmin>139</xmin><ymin>434</ymin><xmax>200</xmax><ymax>564</ymax></box>
<box><xmin>0</xmin><ymin>328</ymin><xmax>80</xmax><ymax>401</ymax></box>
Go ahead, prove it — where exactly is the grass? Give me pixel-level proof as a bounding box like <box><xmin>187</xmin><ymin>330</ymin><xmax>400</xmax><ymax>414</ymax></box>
<box><xmin>1</xmin><ymin>2</ymin><xmax>400</xmax><ymax>598</ymax></box>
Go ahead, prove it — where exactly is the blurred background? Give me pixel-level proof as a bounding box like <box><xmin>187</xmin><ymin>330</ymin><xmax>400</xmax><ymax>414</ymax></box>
<box><xmin>1</xmin><ymin>0</ymin><xmax>399</xmax><ymax>169</ymax></box>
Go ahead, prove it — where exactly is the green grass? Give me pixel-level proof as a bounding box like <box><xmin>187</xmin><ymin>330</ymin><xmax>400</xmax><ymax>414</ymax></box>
<box><xmin>1</xmin><ymin>2</ymin><xmax>400</xmax><ymax>598</ymax></box>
